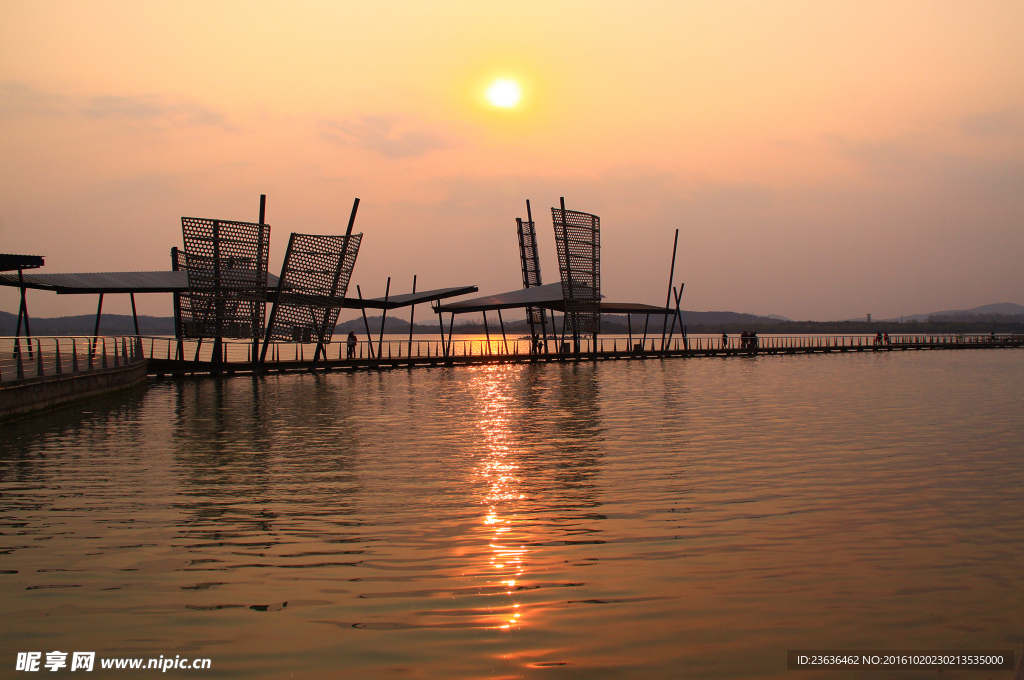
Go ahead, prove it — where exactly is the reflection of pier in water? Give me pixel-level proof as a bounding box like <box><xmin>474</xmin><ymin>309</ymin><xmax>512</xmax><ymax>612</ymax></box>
<box><xmin>169</xmin><ymin>378</ymin><xmax>365</xmax><ymax>571</ymax></box>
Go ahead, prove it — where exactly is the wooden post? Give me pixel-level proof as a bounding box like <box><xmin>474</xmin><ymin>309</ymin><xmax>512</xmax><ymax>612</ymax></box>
<box><xmin>356</xmin><ymin>285</ymin><xmax>375</xmax><ymax>359</ymax></box>
<box><xmin>130</xmin><ymin>293</ymin><xmax>140</xmax><ymax>336</ymax></box>
<box><xmin>558</xmin><ymin>197</ymin><xmax>581</xmax><ymax>355</ymax></box>
<box><xmin>313</xmin><ymin>197</ymin><xmax>360</xmax><ymax>369</ymax></box>
<box><xmin>255</xmin><ymin>194</ymin><xmax>267</xmax><ymax>367</ymax></box>
<box><xmin>447</xmin><ymin>313</ymin><xmax>456</xmax><ymax>357</ymax></box>
<box><xmin>661</xmin><ymin>229</ymin><xmax>678</xmax><ymax>351</ymax></box>
<box><xmin>18</xmin><ymin>269</ymin><xmax>34</xmax><ymax>359</ymax></box>
<box><xmin>482</xmin><ymin>311</ymin><xmax>491</xmax><ymax>355</ymax></box>
<box><xmin>170</xmin><ymin>247</ymin><xmax>184</xmax><ymax>360</ymax></box>
<box><xmin>12</xmin><ymin>270</ymin><xmax>25</xmax><ymax>360</ymax></box>
<box><xmin>528</xmin><ymin>201</ymin><xmax>551</xmax><ymax>353</ymax></box>
<box><xmin>259</xmin><ymin>233</ymin><xmax>296</xmax><ymax>369</ymax></box>
<box><xmin>664</xmin><ymin>283</ymin><xmax>685</xmax><ymax>352</ymax></box>
<box><xmin>497</xmin><ymin>309</ymin><xmax>508</xmax><ymax>354</ymax></box>
<box><xmin>435</xmin><ymin>302</ymin><xmax>446</xmax><ymax>358</ymax></box>
<box><xmin>91</xmin><ymin>293</ymin><xmax>104</xmax><ymax>355</ymax></box>
<box><xmin>378</xmin><ymin>277</ymin><xmax>390</xmax><ymax>359</ymax></box>
<box><xmin>408</xmin><ymin>274</ymin><xmax>417</xmax><ymax>358</ymax></box>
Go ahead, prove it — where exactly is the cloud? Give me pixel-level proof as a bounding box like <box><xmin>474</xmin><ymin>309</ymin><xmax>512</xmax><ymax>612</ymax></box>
<box><xmin>826</xmin><ymin>134</ymin><xmax>917</xmax><ymax>170</ymax></box>
<box><xmin>0</xmin><ymin>81</ymin><xmax>71</xmax><ymax>116</ymax></box>
<box><xmin>959</xmin><ymin>109</ymin><xmax>1023</xmax><ymax>138</ymax></box>
<box><xmin>81</xmin><ymin>95</ymin><xmax>227</xmax><ymax>127</ymax></box>
<box><xmin>319</xmin><ymin>115</ymin><xmax>455</xmax><ymax>158</ymax></box>
<box><xmin>0</xmin><ymin>81</ymin><xmax>229</xmax><ymax>128</ymax></box>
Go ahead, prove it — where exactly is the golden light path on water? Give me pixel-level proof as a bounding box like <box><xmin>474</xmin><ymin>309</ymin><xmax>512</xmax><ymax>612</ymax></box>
<box><xmin>470</xmin><ymin>368</ymin><xmax>528</xmax><ymax>631</ymax></box>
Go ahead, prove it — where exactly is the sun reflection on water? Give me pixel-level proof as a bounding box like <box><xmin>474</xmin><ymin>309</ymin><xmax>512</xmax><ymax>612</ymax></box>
<box><xmin>471</xmin><ymin>367</ymin><xmax>531</xmax><ymax>630</ymax></box>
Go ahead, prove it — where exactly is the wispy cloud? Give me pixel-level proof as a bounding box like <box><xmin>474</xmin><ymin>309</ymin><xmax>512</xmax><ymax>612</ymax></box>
<box><xmin>0</xmin><ymin>81</ymin><xmax>229</xmax><ymax>128</ymax></box>
<box><xmin>826</xmin><ymin>135</ymin><xmax>918</xmax><ymax>169</ymax></box>
<box><xmin>320</xmin><ymin>115</ymin><xmax>455</xmax><ymax>158</ymax></box>
<box><xmin>959</xmin><ymin>109</ymin><xmax>1023</xmax><ymax>138</ymax></box>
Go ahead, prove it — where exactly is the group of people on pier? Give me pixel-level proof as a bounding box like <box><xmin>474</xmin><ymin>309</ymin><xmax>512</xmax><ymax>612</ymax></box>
<box><xmin>719</xmin><ymin>331</ymin><xmax>759</xmax><ymax>349</ymax></box>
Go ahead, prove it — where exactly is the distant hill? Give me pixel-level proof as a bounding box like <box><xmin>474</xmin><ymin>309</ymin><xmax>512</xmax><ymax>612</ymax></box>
<box><xmin>4</xmin><ymin>305</ymin><xmax>1019</xmax><ymax>338</ymax></box>
<box><xmin>0</xmin><ymin>311</ymin><xmax>176</xmax><ymax>336</ymax></box>
<box><xmin>881</xmin><ymin>303</ymin><xmax>1024</xmax><ymax>323</ymax></box>
<box><xmin>1</xmin><ymin>309</ymin><xmax>783</xmax><ymax>338</ymax></box>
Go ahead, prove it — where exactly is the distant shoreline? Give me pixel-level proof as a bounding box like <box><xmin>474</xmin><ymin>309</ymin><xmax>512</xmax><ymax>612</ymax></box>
<box><xmin>3</xmin><ymin>310</ymin><xmax>1022</xmax><ymax>337</ymax></box>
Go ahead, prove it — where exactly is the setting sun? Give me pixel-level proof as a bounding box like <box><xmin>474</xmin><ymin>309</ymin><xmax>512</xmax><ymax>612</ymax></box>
<box><xmin>485</xmin><ymin>79</ymin><xmax>522</xmax><ymax>108</ymax></box>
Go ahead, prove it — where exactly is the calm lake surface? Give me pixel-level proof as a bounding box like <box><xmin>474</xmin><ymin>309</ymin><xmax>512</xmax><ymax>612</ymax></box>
<box><xmin>2</xmin><ymin>349</ymin><xmax>1022</xmax><ymax>678</ymax></box>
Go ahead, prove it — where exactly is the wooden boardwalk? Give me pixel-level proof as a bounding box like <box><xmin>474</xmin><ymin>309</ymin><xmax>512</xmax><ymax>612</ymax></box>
<box><xmin>144</xmin><ymin>334</ymin><xmax>1024</xmax><ymax>378</ymax></box>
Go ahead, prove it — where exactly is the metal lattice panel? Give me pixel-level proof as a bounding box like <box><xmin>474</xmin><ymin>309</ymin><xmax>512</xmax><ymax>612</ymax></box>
<box><xmin>180</xmin><ymin>217</ymin><xmax>270</xmax><ymax>339</ymax></box>
<box><xmin>551</xmin><ymin>206</ymin><xmax>600</xmax><ymax>334</ymax></box>
<box><xmin>267</xmin><ymin>232</ymin><xmax>362</xmax><ymax>343</ymax></box>
<box><xmin>516</xmin><ymin>217</ymin><xmax>547</xmax><ymax>326</ymax></box>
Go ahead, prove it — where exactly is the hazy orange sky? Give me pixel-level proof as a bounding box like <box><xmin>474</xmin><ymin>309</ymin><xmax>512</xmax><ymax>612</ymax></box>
<box><xmin>1</xmin><ymin>1</ymin><xmax>1022</xmax><ymax>321</ymax></box>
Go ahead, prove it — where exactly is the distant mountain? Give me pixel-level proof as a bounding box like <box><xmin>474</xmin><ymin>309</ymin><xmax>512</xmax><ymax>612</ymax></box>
<box><xmin>880</xmin><ymin>303</ymin><xmax>1024</xmax><ymax>323</ymax></box>
<box><xmin>675</xmin><ymin>311</ymin><xmax>782</xmax><ymax>326</ymax></box>
<box><xmin>0</xmin><ymin>311</ymin><xmax>175</xmax><ymax>336</ymax></box>
<box><xmin>1</xmin><ymin>309</ymin><xmax>785</xmax><ymax>338</ymax></box>
<box><xmin>12</xmin><ymin>305</ymin><xmax>1014</xmax><ymax>339</ymax></box>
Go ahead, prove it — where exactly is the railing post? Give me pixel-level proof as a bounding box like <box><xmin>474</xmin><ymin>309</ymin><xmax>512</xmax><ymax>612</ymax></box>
<box><xmin>16</xmin><ymin>344</ymin><xmax>24</xmax><ymax>379</ymax></box>
<box><xmin>36</xmin><ymin>339</ymin><xmax>44</xmax><ymax>377</ymax></box>
<box><xmin>72</xmin><ymin>339</ymin><xmax>79</xmax><ymax>372</ymax></box>
<box><xmin>54</xmin><ymin>339</ymin><xmax>62</xmax><ymax>374</ymax></box>
<box><xmin>102</xmin><ymin>339</ymin><xmax>108</xmax><ymax>368</ymax></box>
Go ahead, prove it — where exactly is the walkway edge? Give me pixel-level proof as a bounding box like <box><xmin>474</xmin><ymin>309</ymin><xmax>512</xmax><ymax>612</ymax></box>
<box><xmin>0</xmin><ymin>361</ymin><xmax>148</xmax><ymax>421</ymax></box>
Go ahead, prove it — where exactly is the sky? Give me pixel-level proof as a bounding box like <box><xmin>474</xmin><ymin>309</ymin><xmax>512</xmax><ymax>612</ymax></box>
<box><xmin>1</xmin><ymin>1</ymin><xmax>1022</xmax><ymax>322</ymax></box>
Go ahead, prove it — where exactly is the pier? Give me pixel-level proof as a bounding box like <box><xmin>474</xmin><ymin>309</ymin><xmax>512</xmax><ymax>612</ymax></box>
<box><xmin>126</xmin><ymin>332</ymin><xmax>1023</xmax><ymax>377</ymax></box>
<box><xmin>3</xmin><ymin>197</ymin><xmax>1021</xmax><ymax>389</ymax></box>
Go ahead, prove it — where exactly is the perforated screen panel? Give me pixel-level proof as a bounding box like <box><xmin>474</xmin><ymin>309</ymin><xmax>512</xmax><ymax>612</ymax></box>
<box><xmin>551</xmin><ymin>207</ymin><xmax>600</xmax><ymax>334</ymax></box>
<box><xmin>267</xmin><ymin>232</ymin><xmax>362</xmax><ymax>343</ymax></box>
<box><xmin>517</xmin><ymin>217</ymin><xmax>547</xmax><ymax>326</ymax></box>
<box><xmin>180</xmin><ymin>217</ymin><xmax>270</xmax><ymax>339</ymax></box>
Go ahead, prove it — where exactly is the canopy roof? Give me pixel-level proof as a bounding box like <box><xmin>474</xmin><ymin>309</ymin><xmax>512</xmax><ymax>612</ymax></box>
<box><xmin>0</xmin><ymin>254</ymin><xmax>45</xmax><ymax>272</ymax></box>
<box><xmin>434</xmin><ymin>282</ymin><xmax>674</xmax><ymax>315</ymax></box>
<box><xmin>346</xmin><ymin>285</ymin><xmax>479</xmax><ymax>310</ymax></box>
<box><xmin>0</xmin><ymin>269</ymin><xmax>476</xmax><ymax>310</ymax></box>
<box><xmin>0</xmin><ymin>270</ymin><xmax>202</xmax><ymax>294</ymax></box>
<box><xmin>435</xmin><ymin>282</ymin><xmax>567</xmax><ymax>313</ymax></box>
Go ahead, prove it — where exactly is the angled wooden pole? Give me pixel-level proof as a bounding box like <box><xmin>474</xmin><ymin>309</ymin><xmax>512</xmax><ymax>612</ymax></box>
<box><xmin>130</xmin><ymin>293</ymin><xmax>140</xmax><ymax>336</ymax></box>
<box><xmin>377</xmin><ymin>277</ymin><xmax>391</xmax><ymax>358</ymax></box>
<box><xmin>407</xmin><ymin>275</ymin><xmax>417</xmax><ymax>358</ymax></box>
<box><xmin>357</xmin><ymin>285</ymin><xmax>375</xmax><ymax>359</ymax></box>
<box><xmin>661</xmin><ymin>229</ymin><xmax>679</xmax><ymax>351</ymax></box>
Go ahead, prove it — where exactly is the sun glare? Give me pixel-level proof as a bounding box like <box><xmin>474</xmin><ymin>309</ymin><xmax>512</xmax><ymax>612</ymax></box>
<box><xmin>486</xmin><ymin>79</ymin><xmax>522</xmax><ymax>108</ymax></box>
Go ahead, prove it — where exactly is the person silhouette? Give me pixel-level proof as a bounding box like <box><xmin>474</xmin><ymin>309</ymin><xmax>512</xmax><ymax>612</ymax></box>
<box><xmin>347</xmin><ymin>331</ymin><xmax>358</xmax><ymax>359</ymax></box>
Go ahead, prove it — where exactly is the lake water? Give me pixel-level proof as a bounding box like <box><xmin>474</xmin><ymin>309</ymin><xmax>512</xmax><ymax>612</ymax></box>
<box><xmin>2</xmin><ymin>349</ymin><xmax>1022</xmax><ymax>678</ymax></box>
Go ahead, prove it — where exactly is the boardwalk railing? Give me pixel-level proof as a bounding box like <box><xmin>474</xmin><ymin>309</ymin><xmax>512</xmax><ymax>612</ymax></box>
<box><xmin>0</xmin><ymin>336</ymin><xmax>145</xmax><ymax>383</ymax></box>
<box><xmin>5</xmin><ymin>333</ymin><xmax>1017</xmax><ymax>380</ymax></box>
<box><xmin>137</xmin><ymin>332</ymin><xmax>1023</xmax><ymax>375</ymax></box>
